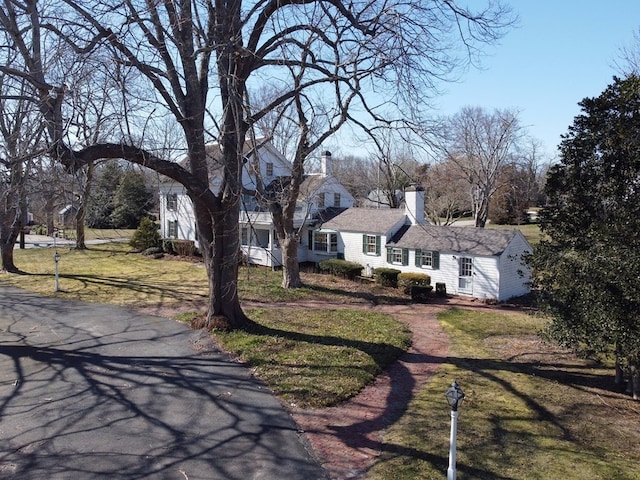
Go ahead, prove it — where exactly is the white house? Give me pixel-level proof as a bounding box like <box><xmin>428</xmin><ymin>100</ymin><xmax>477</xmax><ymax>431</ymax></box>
<box><xmin>319</xmin><ymin>185</ymin><xmax>532</xmax><ymax>302</ymax></box>
<box><xmin>159</xmin><ymin>143</ymin><xmax>531</xmax><ymax>301</ymax></box>
<box><xmin>159</xmin><ymin>140</ymin><xmax>355</xmax><ymax>267</ymax></box>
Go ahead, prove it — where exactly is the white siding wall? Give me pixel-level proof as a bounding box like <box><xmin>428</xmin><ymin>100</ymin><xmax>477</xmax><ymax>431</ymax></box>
<box><xmin>337</xmin><ymin>236</ymin><xmax>526</xmax><ymax>301</ymax></box>
<box><xmin>341</xmin><ymin>232</ymin><xmax>388</xmax><ymax>271</ymax></box>
<box><xmin>159</xmin><ymin>182</ymin><xmax>197</xmax><ymax>245</ymax></box>
<box><xmin>497</xmin><ymin>233</ymin><xmax>532</xmax><ymax>301</ymax></box>
<box><xmin>319</xmin><ymin>178</ymin><xmax>355</xmax><ymax>208</ymax></box>
<box><xmin>436</xmin><ymin>254</ymin><xmax>462</xmax><ymax>296</ymax></box>
<box><xmin>304</xmin><ymin>177</ymin><xmax>356</xmax><ymax>216</ymax></box>
<box><xmin>466</xmin><ymin>256</ymin><xmax>500</xmax><ymax>301</ymax></box>
<box><xmin>399</xmin><ymin>250</ymin><xmax>459</xmax><ymax>295</ymax></box>
<box><xmin>242</xmin><ymin>147</ymin><xmax>291</xmax><ymax>191</ymax></box>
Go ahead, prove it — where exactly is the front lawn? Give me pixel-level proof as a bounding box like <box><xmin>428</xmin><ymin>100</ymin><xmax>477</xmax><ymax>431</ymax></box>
<box><xmin>367</xmin><ymin>308</ymin><xmax>640</xmax><ymax>480</ymax></box>
<box><xmin>4</xmin><ymin>242</ymin><xmax>405</xmax><ymax>307</ymax></box>
<box><xmin>4</xmin><ymin>243</ymin><xmax>639</xmax><ymax>479</ymax></box>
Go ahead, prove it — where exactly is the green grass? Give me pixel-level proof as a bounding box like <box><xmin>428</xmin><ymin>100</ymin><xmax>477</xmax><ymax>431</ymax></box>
<box><xmin>367</xmin><ymin>308</ymin><xmax>640</xmax><ymax>480</ymax></box>
<box><xmin>5</xmin><ymin>243</ymin><xmax>210</xmax><ymax>307</ymax></box>
<box><xmin>5</xmin><ymin>242</ymin><xmax>404</xmax><ymax>307</ymax></box>
<box><xmin>4</xmin><ymin>242</ymin><xmax>639</xmax><ymax>479</ymax></box>
<box><xmin>489</xmin><ymin>222</ymin><xmax>544</xmax><ymax>245</ymax></box>
<box><xmin>215</xmin><ymin>307</ymin><xmax>411</xmax><ymax>407</ymax></box>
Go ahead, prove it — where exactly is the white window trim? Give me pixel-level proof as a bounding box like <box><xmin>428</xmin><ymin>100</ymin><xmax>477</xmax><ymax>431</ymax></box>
<box><xmin>391</xmin><ymin>247</ymin><xmax>403</xmax><ymax>265</ymax></box>
<box><xmin>366</xmin><ymin>234</ymin><xmax>377</xmax><ymax>255</ymax></box>
<box><xmin>166</xmin><ymin>193</ymin><xmax>178</xmax><ymax>211</ymax></box>
<box><xmin>313</xmin><ymin>231</ymin><xmax>338</xmax><ymax>253</ymax></box>
<box><xmin>421</xmin><ymin>251</ymin><xmax>433</xmax><ymax>268</ymax></box>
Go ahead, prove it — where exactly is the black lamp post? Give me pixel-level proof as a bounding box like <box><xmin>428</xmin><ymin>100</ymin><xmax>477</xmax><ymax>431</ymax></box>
<box><xmin>445</xmin><ymin>381</ymin><xmax>465</xmax><ymax>480</ymax></box>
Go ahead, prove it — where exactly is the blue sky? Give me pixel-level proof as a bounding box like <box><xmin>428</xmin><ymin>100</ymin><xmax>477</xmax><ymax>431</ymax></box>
<box><xmin>435</xmin><ymin>1</ymin><xmax>640</xmax><ymax>160</ymax></box>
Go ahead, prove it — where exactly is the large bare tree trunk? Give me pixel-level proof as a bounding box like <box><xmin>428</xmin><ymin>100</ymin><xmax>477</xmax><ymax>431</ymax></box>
<box><xmin>280</xmin><ymin>235</ymin><xmax>303</xmax><ymax>289</ymax></box>
<box><xmin>192</xmin><ymin>192</ymin><xmax>250</xmax><ymax>330</ymax></box>
<box><xmin>0</xmin><ymin>223</ymin><xmax>20</xmax><ymax>273</ymax></box>
<box><xmin>0</xmin><ymin>183</ymin><xmax>23</xmax><ymax>272</ymax></box>
<box><xmin>1</xmin><ymin>241</ymin><xmax>18</xmax><ymax>272</ymax></box>
<box><xmin>474</xmin><ymin>193</ymin><xmax>490</xmax><ymax>228</ymax></box>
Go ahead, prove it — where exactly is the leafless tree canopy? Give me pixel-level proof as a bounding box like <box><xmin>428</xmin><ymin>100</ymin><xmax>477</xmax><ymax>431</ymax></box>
<box><xmin>0</xmin><ymin>0</ymin><xmax>515</xmax><ymax>327</ymax></box>
<box><xmin>441</xmin><ymin>106</ymin><xmax>525</xmax><ymax>227</ymax></box>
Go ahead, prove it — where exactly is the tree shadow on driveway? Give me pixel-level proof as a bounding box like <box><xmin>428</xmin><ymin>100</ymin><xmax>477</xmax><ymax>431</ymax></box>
<box><xmin>0</xmin><ymin>287</ymin><xmax>326</xmax><ymax>480</ymax></box>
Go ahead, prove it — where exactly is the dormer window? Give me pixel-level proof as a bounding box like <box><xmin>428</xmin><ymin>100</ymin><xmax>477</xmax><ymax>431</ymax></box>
<box><xmin>318</xmin><ymin>192</ymin><xmax>325</xmax><ymax>208</ymax></box>
<box><xmin>266</xmin><ymin>162</ymin><xmax>274</xmax><ymax>177</ymax></box>
<box><xmin>334</xmin><ymin>193</ymin><xmax>341</xmax><ymax>207</ymax></box>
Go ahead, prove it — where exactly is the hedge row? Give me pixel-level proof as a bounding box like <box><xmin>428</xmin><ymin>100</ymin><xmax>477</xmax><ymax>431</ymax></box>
<box><xmin>318</xmin><ymin>259</ymin><xmax>363</xmax><ymax>279</ymax></box>
<box><xmin>317</xmin><ymin>264</ymin><xmax>449</xmax><ymax>303</ymax></box>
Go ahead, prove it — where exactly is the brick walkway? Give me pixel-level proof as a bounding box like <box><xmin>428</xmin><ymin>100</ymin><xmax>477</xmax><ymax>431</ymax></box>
<box><xmin>290</xmin><ymin>301</ymin><xmax>453</xmax><ymax>480</ymax></box>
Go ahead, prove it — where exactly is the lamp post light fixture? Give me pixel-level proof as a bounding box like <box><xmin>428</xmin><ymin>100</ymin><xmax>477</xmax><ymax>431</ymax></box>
<box><xmin>53</xmin><ymin>250</ymin><xmax>61</xmax><ymax>292</ymax></box>
<box><xmin>445</xmin><ymin>381</ymin><xmax>465</xmax><ymax>480</ymax></box>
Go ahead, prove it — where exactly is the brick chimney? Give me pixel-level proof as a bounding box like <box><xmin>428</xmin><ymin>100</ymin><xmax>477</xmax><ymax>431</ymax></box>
<box><xmin>320</xmin><ymin>151</ymin><xmax>332</xmax><ymax>177</ymax></box>
<box><xmin>404</xmin><ymin>184</ymin><xmax>425</xmax><ymax>225</ymax></box>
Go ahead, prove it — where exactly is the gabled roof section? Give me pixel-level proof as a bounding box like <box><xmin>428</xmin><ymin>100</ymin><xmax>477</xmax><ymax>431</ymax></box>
<box><xmin>322</xmin><ymin>207</ymin><xmax>405</xmax><ymax>234</ymax></box>
<box><xmin>388</xmin><ymin>224</ymin><xmax>522</xmax><ymax>256</ymax></box>
<box><xmin>299</xmin><ymin>174</ymin><xmax>325</xmax><ymax>197</ymax></box>
<box><xmin>314</xmin><ymin>206</ymin><xmax>348</xmax><ymax>224</ymax></box>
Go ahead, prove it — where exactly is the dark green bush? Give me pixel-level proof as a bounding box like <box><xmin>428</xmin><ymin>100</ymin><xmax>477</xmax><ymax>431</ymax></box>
<box><xmin>411</xmin><ymin>285</ymin><xmax>434</xmax><ymax>302</ymax></box>
<box><xmin>374</xmin><ymin>267</ymin><xmax>401</xmax><ymax>287</ymax></box>
<box><xmin>398</xmin><ymin>272</ymin><xmax>431</xmax><ymax>294</ymax></box>
<box><xmin>130</xmin><ymin>217</ymin><xmax>161</xmax><ymax>251</ymax></box>
<box><xmin>318</xmin><ymin>259</ymin><xmax>363</xmax><ymax>280</ymax></box>
<box><xmin>435</xmin><ymin>282</ymin><xmax>447</xmax><ymax>297</ymax></box>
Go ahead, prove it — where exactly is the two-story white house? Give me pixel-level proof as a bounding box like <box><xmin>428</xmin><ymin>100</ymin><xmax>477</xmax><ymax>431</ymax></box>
<box><xmin>159</xmin><ymin>140</ymin><xmax>355</xmax><ymax>267</ymax></box>
<box><xmin>159</xmin><ymin>141</ymin><xmax>531</xmax><ymax>301</ymax></box>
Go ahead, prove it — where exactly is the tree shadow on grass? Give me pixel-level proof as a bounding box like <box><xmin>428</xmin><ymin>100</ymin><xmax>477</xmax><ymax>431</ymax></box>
<box><xmin>302</xmin><ymin>282</ymin><xmax>410</xmax><ymax>306</ymax></box>
<box><xmin>264</xmin><ymin>314</ymin><xmax>622</xmax><ymax>479</ymax></box>
<box><xmin>4</xmin><ymin>271</ymin><xmax>208</xmax><ymax>309</ymax></box>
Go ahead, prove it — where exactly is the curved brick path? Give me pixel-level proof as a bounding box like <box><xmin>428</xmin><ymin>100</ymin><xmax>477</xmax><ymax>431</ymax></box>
<box><xmin>289</xmin><ymin>301</ymin><xmax>452</xmax><ymax>480</ymax></box>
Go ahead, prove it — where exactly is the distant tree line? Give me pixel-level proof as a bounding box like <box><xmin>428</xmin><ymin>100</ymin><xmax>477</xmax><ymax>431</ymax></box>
<box><xmin>330</xmin><ymin>109</ymin><xmax>548</xmax><ymax>227</ymax></box>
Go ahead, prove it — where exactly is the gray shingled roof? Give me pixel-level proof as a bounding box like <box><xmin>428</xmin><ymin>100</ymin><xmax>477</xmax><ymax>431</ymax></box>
<box><xmin>388</xmin><ymin>224</ymin><xmax>522</xmax><ymax>256</ymax></box>
<box><xmin>321</xmin><ymin>207</ymin><xmax>406</xmax><ymax>234</ymax></box>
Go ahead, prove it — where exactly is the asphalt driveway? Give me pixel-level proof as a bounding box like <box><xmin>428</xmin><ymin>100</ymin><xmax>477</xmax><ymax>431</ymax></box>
<box><xmin>0</xmin><ymin>286</ymin><xmax>327</xmax><ymax>479</ymax></box>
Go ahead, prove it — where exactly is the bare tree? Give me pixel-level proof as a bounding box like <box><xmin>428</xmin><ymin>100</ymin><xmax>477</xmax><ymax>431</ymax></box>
<box><xmin>367</xmin><ymin>129</ymin><xmax>424</xmax><ymax>208</ymax></box>
<box><xmin>0</xmin><ymin>67</ymin><xmax>46</xmax><ymax>271</ymax></box>
<box><xmin>442</xmin><ymin>106</ymin><xmax>524</xmax><ymax>227</ymax></box>
<box><xmin>615</xmin><ymin>28</ymin><xmax>640</xmax><ymax>76</ymax></box>
<box><xmin>67</xmin><ymin>56</ymin><xmax>138</xmax><ymax>248</ymax></box>
<box><xmin>249</xmin><ymin>44</ymin><xmax>363</xmax><ymax>288</ymax></box>
<box><xmin>26</xmin><ymin>157</ymin><xmax>80</xmax><ymax>237</ymax></box>
<box><xmin>331</xmin><ymin>154</ymin><xmax>378</xmax><ymax>204</ymax></box>
<box><xmin>0</xmin><ymin>0</ymin><xmax>514</xmax><ymax>329</ymax></box>
<box><xmin>415</xmin><ymin>161</ymin><xmax>471</xmax><ymax>224</ymax></box>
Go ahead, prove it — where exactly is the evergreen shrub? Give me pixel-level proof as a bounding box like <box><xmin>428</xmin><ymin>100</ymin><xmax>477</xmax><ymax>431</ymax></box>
<box><xmin>398</xmin><ymin>272</ymin><xmax>431</xmax><ymax>294</ymax></box>
<box><xmin>129</xmin><ymin>217</ymin><xmax>161</xmax><ymax>251</ymax></box>
<box><xmin>318</xmin><ymin>259</ymin><xmax>363</xmax><ymax>279</ymax></box>
<box><xmin>374</xmin><ymin>267</ymin><xmax>401</xmax><ymax>287</ymax></box>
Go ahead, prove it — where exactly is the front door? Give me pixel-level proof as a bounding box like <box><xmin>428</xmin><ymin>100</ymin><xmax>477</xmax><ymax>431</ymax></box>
<box><xmin>458</xmin><ymin>257</ymin><xmax>473</xmax><ymax>294</ymax></box>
